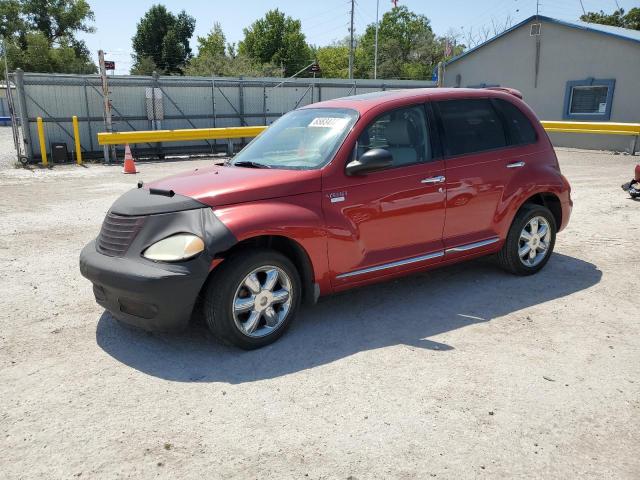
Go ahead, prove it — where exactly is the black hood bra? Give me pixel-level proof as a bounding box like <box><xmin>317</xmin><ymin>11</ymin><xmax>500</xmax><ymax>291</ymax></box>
<box><xmin>109</xmin><ymin>187</ymin><xmax>207</xmax><ymax>216</ymax></box>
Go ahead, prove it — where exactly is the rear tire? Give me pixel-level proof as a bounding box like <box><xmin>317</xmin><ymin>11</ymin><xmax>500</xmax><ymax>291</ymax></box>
<box><xmin>497</xmin><ymin>204</ymin><xmax>556</xmax><ymax>276</ymax></box>
<box><xmin>204</xmin><ymin>249</ymin><xmax>301</xmax><ymax>349</ymax></box>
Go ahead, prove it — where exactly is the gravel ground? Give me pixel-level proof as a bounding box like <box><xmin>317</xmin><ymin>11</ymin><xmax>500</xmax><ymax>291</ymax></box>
<box><xmin>0</xmin><ymin>126</ymin><xmax>19</xmax><ymax>170</ymax></box>
<box><xmin>0</xmin><ymin>149</ymin><xmax>639</xmax><ymax>479</ymax></box>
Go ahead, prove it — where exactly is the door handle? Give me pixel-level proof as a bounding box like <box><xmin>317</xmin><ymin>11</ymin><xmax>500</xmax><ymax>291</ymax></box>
<box><xmin>421</xmin><ymin>175</ymin><xmax>446</xmax><ymax>184</ymax></box>
<box><xmin>507</xmin><ymin>161</ymin><xmax>526</xmax><ymax>168</ymax></box>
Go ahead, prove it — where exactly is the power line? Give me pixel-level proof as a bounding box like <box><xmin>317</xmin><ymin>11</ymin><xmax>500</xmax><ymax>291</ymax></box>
<box><xmin>354</xmin><ymin>2</ymin><xmax>377</xmax><ymax>24</ymax></box>
<box><xmin>303</xmin><ymin>15</ymin><xmax>349</xmax><ymax>35</ymax></box>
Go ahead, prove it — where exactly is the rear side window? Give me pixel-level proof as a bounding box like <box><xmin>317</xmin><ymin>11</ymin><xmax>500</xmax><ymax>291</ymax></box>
<box><xmin>494</xmin><ymin>99</ymin><xmax>537</xmax><ymax>146</ymax></box>
<box><xmin>436</xmin><ymin>99</ymin><xmax>506</xmax><ymax>156</ymax></box>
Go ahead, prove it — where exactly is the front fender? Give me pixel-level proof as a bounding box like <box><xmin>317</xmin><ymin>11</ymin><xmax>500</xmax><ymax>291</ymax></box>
<box><xmin>212</xmin><ymin>192</ymin><xmax>331</xmax><ymax>293</ymax></box>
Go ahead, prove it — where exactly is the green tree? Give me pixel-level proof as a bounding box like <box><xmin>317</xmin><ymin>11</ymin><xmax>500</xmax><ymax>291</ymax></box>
<box><xmin>21</xmin><ymin>0</ymin><xmax>95</xmax><ymax>42</ymax></box>
<box><xmin>0</xmin><ymin>0</ymin><xmax>97</xmax><ymax>75</ymax></box>
<box><xmin>626</xmin><ymin>8</ymin><xmax>640</xmax><ymax>30</ymax></box>
<box><xmin>0</xmin><ymin>0</ymin><xmax>25</xmax><ymax>38</ymax></box>
<box><xmin>358</xmin><ymin>6</ymin><xmax>439</xmax><ymax>79</ymax></box>
<box><xmin>624</xmin><ymin>7</ymin><xmax>640</xmax><ymax>30</ymax></box>
<box><xmin>186</xmin><ymin>22</ymin><xmax>280</xmax><ymax>77</ymax></box>
<box><xmin>238</xmin><ymin>9</ymin><xmax>311</xmax><ymax>76</ymax></box>
<box><xmin>186</xmin><ymin>22</ymin><xmax>227</xmax><ymax>76</ymax></box>
<box><xmin>197</xmin><ymin>22</ymin><xmax>226</xmax><ymax>58</ymax></box>
<box><xmin>580</xmin><ymin>7</ymin><xmax>640</xmax><ymax>30</ymax></box>
<box><xmin>315</xmin><ymin>44</ymin><xmax>350</xmax><ymax>79</ymax></box>
<box><xmin>130</xmin><ymin>55</ymin><xmax>157</xmax><ymax>76</ymax></box>
<box><xmin>131</xmin><ymin>5</ymin><xmax>195</xmax><ymax>75</ymax></box>
<box><xmin>186</xmin><ymin>52</ymin><xmax>280</xmax><ymax>77</ymax></box>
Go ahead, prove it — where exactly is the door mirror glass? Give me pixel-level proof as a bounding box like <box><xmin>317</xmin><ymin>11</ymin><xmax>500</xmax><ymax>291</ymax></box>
<box><xmin>345</xmin><ymin>148</ymin><xmax>393</xmax><ymax>176</ymax></box>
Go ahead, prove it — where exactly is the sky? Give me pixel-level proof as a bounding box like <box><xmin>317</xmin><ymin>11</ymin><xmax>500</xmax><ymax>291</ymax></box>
<box><xmin>78</xmin><ymin>0</ymin><xmax>636</xmax><ymax>74</ymax></box>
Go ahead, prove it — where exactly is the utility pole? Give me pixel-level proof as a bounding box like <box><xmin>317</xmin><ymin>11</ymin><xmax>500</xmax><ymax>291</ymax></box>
<box><xmin>98</xmin><ymin>49</ymin><xmax>113</xmax><ymax>164</ymax></box>
<box><xmin>374</xmin><ymin>0</ymin><xmax>380</xmax><ymax>79</ymax></box>
<box><xmin>14</xmin><ymin>68</ymin><xmax>32</xmax><ymax>162</ymax></box>
<box><xmin>2</xmin><ymin>37</ymin><xmax>22</xmax><ymax>162</ymax></box>
<box><xmin>348</xmin><ymin>0</ymin><xmax>355</xmax><ymax>79</ymax></box>
<box><xmin>1</xmin><ymin>37</ymin><xmax>8</xmax><ymax>80</ymax></box>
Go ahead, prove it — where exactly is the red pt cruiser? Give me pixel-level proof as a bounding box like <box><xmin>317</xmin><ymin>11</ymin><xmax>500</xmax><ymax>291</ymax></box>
<box><xmin>80</xmin><ymin>88</ymin><xmax>572</xmax><ymax>349</ymax></box>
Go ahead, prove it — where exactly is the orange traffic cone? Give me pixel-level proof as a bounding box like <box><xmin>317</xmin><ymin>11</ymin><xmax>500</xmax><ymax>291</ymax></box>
<box><xmin>123</xmin><ymin>144</ymin><xmax>138</xmax><ymax>174</ymax></box>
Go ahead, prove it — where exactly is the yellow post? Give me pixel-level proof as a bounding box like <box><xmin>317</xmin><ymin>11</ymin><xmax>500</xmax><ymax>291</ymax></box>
<box><xmin>36</xmin><ymin>117</ymin><xmax>48</xmax><ymax>166</ymax></box>
<box><xmin>72</xmin><ymin>115</ymin><xmax>82</xmax><ymax>165</ymax></box>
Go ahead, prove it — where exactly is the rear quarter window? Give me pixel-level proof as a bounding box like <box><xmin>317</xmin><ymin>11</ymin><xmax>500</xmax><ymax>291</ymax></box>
<box><xmin>436</xmin><ymin>99</ymin><xmax>507</xmax><ymax>156</ymax></box>
<box><xmin>493</xmin><ymin>98</ymin><xmax>537</xmax><ymax>146</ymax></box>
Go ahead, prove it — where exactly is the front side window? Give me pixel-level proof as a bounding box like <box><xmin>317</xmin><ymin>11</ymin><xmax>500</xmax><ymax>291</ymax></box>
<box><xmin>564</xmin><ymin>79</ymin><xmax>615</xmax><ymax>121</ymax></box>
<box><xmin>357</xmin><ymin>105</ymin><xmax>430</xmax><ymax>168</ymax></box>
<box><xmin>231</xmin><ymin>108</ymin><xmax>358</xmax><ymax>170</ymax></box>
<box><xmin>436</xmin><ymin>98</ymin><xmax>506</xmax><ymax>156</ymax></box>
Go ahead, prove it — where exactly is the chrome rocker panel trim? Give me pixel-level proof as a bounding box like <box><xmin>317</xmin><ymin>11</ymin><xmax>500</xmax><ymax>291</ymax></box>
<box><xmin>445</xmin><ymin>237</ymin><xmax>500</xmax><ymax>253</ymax></box>
<box><xmin>335</xmin><ymin>237</ymin><xmax>500</xmax><ymax>280</ymax></box>
<box><xmin>336</xmin><ymin>251</ymin><xmax>445</xmax><ymax>279</ymax></box>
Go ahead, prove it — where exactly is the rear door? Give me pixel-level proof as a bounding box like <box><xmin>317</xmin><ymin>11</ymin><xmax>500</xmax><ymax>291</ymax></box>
<box><xmin>434</xmin><ymin>98</ymin><xmax>510</xmax><ymax>257</ymax></box>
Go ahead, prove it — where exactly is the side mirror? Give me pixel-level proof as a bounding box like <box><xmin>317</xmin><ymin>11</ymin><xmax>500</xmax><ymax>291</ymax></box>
<box><xmin>345</xmin><ymin>148</ymin><xmax>393</xmax><ymax>176</ymax></box>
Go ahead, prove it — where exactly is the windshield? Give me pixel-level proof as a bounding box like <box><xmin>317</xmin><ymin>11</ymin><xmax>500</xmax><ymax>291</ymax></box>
<box><xmin>231</xmin><ymin>108</ymin><xmax>358</xmax><ymax>170</ymax></box>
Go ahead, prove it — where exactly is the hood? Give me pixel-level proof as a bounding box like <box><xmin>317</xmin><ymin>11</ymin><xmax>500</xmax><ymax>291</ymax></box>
<box><xmin>146</xmin><ymin>164</ymin><xmax>322</xmax><ymax>207</ymax></box>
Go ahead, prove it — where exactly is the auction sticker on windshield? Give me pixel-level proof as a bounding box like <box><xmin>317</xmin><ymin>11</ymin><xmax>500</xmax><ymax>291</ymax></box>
<box><xmin>308</xmin><ymin>117</ymin><xmax>350</xmax><ymax>128</ymax></box>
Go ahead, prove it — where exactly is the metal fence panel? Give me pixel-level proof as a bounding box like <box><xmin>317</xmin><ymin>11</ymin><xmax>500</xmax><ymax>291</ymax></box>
<box><xmin>8</xmin><ymin>71</ymin><xmax>436</xmax><ymax>163</ymax></box>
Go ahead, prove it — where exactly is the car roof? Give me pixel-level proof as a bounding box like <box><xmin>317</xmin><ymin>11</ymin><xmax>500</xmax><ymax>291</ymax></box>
<box><xmin>303</xmin><ymin>87</ymin><xmax>518</xmax><ymax>114</ymax></box>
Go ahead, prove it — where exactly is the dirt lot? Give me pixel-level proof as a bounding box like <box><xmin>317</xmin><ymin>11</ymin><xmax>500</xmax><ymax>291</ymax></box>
<box><xmin>0</xmin><ymin>146</ymin><xmax>638</xmax><ymax>479</ymax></box>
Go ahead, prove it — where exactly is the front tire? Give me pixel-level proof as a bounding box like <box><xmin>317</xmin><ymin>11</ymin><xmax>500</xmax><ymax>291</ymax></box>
<box><xmin>204</xmin><ymin>249</ymin><xmax>301</xmax><ymax>349</ymax></box>
<box><xmin>497</xmin><ymin>204</ymin><xmax>556</xmax><ymax>276</ymax></box>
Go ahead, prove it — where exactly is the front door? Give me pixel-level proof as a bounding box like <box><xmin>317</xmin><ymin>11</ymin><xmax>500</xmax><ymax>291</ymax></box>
<box><xmin>323</xmin><ymin>104</ymin><xmax>446</xmax><ymax>288</ymax></box>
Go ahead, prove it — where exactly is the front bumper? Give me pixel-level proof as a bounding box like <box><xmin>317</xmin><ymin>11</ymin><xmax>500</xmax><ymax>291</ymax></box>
<box><xmin>79</xmin><ymin>189</ymin><xmax>238</xmax><ymax>332</ymax></box>
<box><xmin>80</xmin><ymin>240</ymin><xmax>208</xmax><ymax>331</ymax></box>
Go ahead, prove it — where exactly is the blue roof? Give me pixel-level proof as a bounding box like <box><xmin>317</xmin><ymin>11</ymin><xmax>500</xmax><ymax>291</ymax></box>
<box><xmin>447</xmin><ymin>15</ymin><xmax>640</xmax><ymax>66</ymax></box>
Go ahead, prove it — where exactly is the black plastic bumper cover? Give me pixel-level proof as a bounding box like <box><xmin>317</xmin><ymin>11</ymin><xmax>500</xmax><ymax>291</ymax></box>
<box><xmin>79</xmin><ymin>191</ymin><xmax>237</xmax><ymax>332</ymax></box>
<box><xmin>80</xmin><ymin>240</ymin><xmax>209</xmax><ymax>331</ymax></box>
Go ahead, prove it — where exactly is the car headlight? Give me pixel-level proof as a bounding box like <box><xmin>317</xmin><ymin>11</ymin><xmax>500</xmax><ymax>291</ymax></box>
<box><xmin>142</xmin><ymin>234</ymin><xmax>205</xmax><ymax>262</ymax></box>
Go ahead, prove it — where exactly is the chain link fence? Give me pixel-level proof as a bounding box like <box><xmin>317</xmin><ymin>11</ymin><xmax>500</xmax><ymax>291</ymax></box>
<box><xmin>7</xmin><ymin>70</ymin><xmax>436</xmax><ymax>163</ymax></box>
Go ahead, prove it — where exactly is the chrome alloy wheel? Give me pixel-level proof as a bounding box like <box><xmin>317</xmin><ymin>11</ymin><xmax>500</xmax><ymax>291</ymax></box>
<box><xmin>232</xmin><ymin>266</ymin><xmax>293</xmax><ymax>338</ymax></box>
<box><xmin>518</xmin><ymin>216</ymin><xmax>552</xmax><ymax>267</ymax></box>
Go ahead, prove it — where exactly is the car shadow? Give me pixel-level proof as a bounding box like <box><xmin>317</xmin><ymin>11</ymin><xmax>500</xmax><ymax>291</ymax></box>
<box><xmin>96</xmin><ymin>253</ymin><xmax>601</xmax><ymax>384</ymax></box>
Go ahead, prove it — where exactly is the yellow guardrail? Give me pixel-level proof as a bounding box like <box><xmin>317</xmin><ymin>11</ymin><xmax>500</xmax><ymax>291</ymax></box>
<box><xmin>97</xmin><ymin>126</ymin><xmax>268</xmax><ymax>145</ymax></box>
<box><xmin>96</xmin><ymin>122</ymin><xmax>640</xmax><ymax>147</ymax></box>
<box><xmin>541</xmin><ymin>121</ymin><xmax>640</xmax><ymax>136</ymax></box>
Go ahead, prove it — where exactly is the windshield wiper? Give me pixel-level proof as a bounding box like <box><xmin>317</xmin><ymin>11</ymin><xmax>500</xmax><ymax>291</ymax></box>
<box><xmin>232</xmin><ymin>160</ymin><xmax>272</xmax><ymax>169</ymax></box>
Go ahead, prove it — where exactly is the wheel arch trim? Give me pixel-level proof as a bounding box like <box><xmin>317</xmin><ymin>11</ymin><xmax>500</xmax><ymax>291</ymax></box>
<box><xmin>216</xmin><ymin>234</ymin><xmax>320</xmax><ymax>305</ymax></box>
<box><xmin>498</xmin><ymin>186</ymin><xmax>567</xmax><ymax>238</ymax></box>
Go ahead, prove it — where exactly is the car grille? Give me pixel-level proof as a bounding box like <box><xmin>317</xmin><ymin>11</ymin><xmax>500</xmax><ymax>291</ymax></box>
<box><xmin>96</xmin><ymin>213</ymin><xmax>146</xmax><ymax>257</ymax></box>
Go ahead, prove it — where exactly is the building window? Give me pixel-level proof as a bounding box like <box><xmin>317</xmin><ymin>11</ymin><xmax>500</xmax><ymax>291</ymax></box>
<box><xmin>564</xmin><ymin>78</ymin><xmax>615</xmax><ymax>121</ymax></box>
